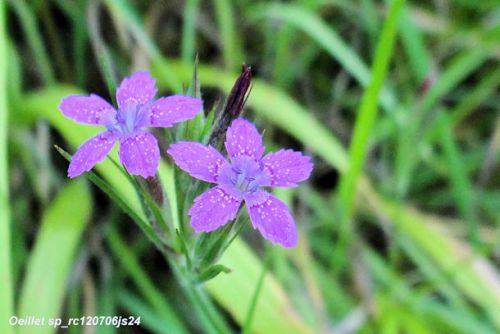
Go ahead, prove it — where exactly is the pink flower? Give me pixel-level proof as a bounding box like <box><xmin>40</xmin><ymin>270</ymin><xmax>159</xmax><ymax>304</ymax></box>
<box><xmin>60</xmin><ymin>71</ymin><xmax>202</xmax><ymax>178</ymax></box>
<box><xmin>168</xmin><ymin>118</ymin><xmax>313</xmax><ymax>248</ymax></box>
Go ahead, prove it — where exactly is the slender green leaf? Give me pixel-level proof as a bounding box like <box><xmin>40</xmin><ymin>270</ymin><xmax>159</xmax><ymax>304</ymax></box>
<box><xmin>118</xmin><ymin>290</ymin><xmax>172</xmax><ymax>334</ymax></box>
<box><xmin>337</xmin><ymin>0</ymin><xmax>405</xmax><ymax>253</ymax></box>
<box><xmin>242</xmin><ymin>249</ymin><xmax>271</xmax><ymax>334</ymax></box>
<box><xmin>102</xmin><ymin>0</ymin><xmax>182</xmax><ymax>91</ymax></box>
<box><xmin>205</xmin><ymin>240</ymin><xmax>313</xmax><ymax>334</ymax></box>
<box><xmin>7</xmin><ymin>0</ymin><xmax>54</xmax><ymax>84</ymax></box>
<box><xmin>0</xmin><ymin>1</ymin><xmax>13</xmax><ymax>331</ymax></box>
<box><xmin>18</xmin><ymin>180</ymin><xmax>91</xmax><ymax>334</ymax></box>
<box><xmin>396</xmin><ymin>3</ymin><xmax>430</xmax><ymax>83</ymax></box>
<box><xmin>420</xmin><ymin>47</ymin><xmax>490</xmax><ymax>114</ymax></box>
<box><xmin>378</xmin><ymin>198</ymin><xmax>500</xmax><ymax>329</ymax></box>
<box><xmin>437</xmin><ymin>114</ymin><xmax>476</xmax><ymax>245</ymax></box>
<box><xmin>213</xmin><ymin>0</ymin><xmax>243</xmax><ymax>70</ymax></box>
<box><xmin>251</xmin><ymin>3</ymin><xmax>398</xmax><ymax>113</ymax></box>
<box><xmin>54</xmin><ymin>145</ymin><xmax>164</xmax><ymax>250</ymax></box>
<box><xmin>394</xmin><ymin>47</ymin><xmax>490</xmax><ymax>198</ymax></box>
<box><xmin>106</xmin><ymin>227</ymin><xmax>188</xmax><ymax>334</ymax></box>
<box><xmin>181</xmin><ymin>0</ymin><xmax>200</xmax><ymax>64</ymax></box>
<box><xmin>196</xmin><ymin>264</ymin><xmax>232</xmax><ymax>283</ymax></box>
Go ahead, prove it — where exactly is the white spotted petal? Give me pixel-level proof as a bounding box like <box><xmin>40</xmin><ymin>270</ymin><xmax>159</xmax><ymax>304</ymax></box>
<box><xmin>189</xmin><ymin>186</ymin><xmax>242</xmax><ymax>232</ymax></box>
<box><xmin>148</xmin><ymin>95</ymin><xmax>203</xmax><ymax>127</ymax></box>
<box><xmin>225</xmin><ymin>118</ymin><xmax>265</xmax><ymax>160</ymax></box>
<box><xmin>68</xmin><ymin>131</ymin><xmax>117</xmax><ymax>178</ymax></box>
<box><xmin>60</xmin><ymin>94</ymin><xmax>116</xmax><ymax>125</ymax></box>
<box><xmin>116</xmin><ymin>71</ymin><xmax>157</xmax><ymax>108</ymax></box>
<box><xmin>246</xmin><ymin>191</ymin><xmax>298</xmax><ymax>248</ymax></box>
<box><xmin>167</xmin><ymin>141</ymin><xmax>230</xmax><ymax>183</ymax></box>
<box><xmin>119</xmin><ymin>131</ymin><xmax>160</xmax><ymax>178</ymax></box>
<box><xmin>262</xmin><ymin>149</ymin><xmax>313</xmax><ymax>187</ymax></box>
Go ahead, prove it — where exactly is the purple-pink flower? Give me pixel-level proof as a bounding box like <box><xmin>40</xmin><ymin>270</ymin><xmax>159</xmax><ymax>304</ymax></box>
<box><xmin>60</xmin><ymin>71</ymin><xmax>202</xmax><ymax>178</ymax></box>
<box><xmin>168</xmin><ymin>118</ymin><xmax>313</xmax><ymax>248</ymax></box>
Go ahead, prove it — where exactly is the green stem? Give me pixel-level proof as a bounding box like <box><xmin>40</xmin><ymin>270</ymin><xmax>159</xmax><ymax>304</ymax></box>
<box><xmin>168</xmin><ymin>259</ymin><xmax>231</xmax><ymax>334</ymax></box>
<box><xmin>106</xmin><ymin>227</ymin><xmax>188</xmax><ymax>334</ymax></box>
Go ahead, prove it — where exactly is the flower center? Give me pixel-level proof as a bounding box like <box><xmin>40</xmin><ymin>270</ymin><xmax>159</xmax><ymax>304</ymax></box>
<box><xmin>232</xmin><ymin>168</ymin><xmax>259</xmax><ymax>193</ymax></box>
<box><xmin>106</xmin><ymin>101</ymin><xmax>146</xmax><ymax>136</ymax></box>
<box><xmin>225</xmin><ymin>157</ymin><xmax>264</xmax><ymax>194</ymax></box>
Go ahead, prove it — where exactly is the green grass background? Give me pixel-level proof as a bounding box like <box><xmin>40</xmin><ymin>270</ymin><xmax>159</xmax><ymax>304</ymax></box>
<box><xmin>1</xmin><ymin>0</ymin><xmax>500</xmax><ymax>333</ymax></box>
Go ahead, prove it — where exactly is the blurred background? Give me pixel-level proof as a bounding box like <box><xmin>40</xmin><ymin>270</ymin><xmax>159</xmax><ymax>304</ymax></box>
<box><xmin>1</xmin><ymin>0</ymin><xmax>499</xmax><ymax>333</ymax></box>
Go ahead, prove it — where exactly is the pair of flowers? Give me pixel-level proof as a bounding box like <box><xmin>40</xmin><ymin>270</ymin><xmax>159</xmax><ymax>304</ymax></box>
<box><xmin>60</xmin><ymin>71</ymin><xmax>313</xmax><ymax>248</ymax></box>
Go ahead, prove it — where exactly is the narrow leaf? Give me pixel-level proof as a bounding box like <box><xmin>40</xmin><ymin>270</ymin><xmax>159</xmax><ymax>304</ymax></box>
<box><xmin>18</xmin><ymin>180</ymin><xmax>91</xmax><ymax>334</ymax></box>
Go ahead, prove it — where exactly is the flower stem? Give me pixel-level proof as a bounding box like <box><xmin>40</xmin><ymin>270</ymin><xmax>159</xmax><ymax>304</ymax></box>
<box><xmin>167</xmin><ymin>258</ymin><xmax>231</xmax><ymax>333</ymax></box>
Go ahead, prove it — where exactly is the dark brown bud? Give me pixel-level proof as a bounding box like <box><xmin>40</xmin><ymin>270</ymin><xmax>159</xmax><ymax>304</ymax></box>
<box><xmin>208</xmin><ymin>65</ymin><xmax>252</xmax><ymax>147</ymax></box>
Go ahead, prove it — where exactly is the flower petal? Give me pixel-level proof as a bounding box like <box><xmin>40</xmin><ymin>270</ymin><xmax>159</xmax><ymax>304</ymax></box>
<box><xmin>225</xmin><ymin>118</ymin><xmax>264</xmax><ymax>160</ymax></box>
<box><xmin>246</xmin><ymin>191</ymin><xmax>298</xmax><ymax>248</ymax></box>
<box><xmin>167</xmin><ymin>141</ymin><xmax>229</xmax><ymax>183</ymax></box>
<box><xmin>189</xmin><ymin>186</ymin><xmax>242</xmax><ymax>232</ymax></box>
<box><xmin>262</xmin><ymin>149</ymin><xmax>313</xmax><ymax>187</ymax></box>
<box><xmin>148</xmin><ymin>95</ymin><xmax>203</xmax><ymax>127</ymax></box>
<box><xmin>116</xmin><ymin>71</ymin><xmax>157</xmax><ymax>108</ymax></box>
<box><xmin>119</xmin><ymin>131</ymin><xmax>160</xmax><ymax>178</ymax></box>
<box><xmin>68</xmin><ymin>131</ymin><xmax>117</xmax><ymax>178</ymax></box>
<box><xmin>60</xmin><ymin>94</ymin><xmax>116</xmax><ymax>125</ymax></box>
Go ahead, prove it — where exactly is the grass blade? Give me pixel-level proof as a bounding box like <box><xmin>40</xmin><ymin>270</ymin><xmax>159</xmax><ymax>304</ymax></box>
<box><xmin>213</xmin><ymin>0</ymin><xmax>243</xmax><ymax>70</ymax></box>
<box><xmin>102</xmin><ymin>0</ymin><xmax>182</xmax><ymax>91</ymax></box>
<box><xmin>118</xmin><ymin>290</ymin><xmax>173</xmax><ymax>334</ymax></box>
<box><xmin>336</xmin><ymin>0</ymin><xmax>405</xmax><ymax>253</ymax></box>
<box><xmin>394</xmin><ymin>47</ymin><xmax>490</xmax><ymax>197</ymax></box>
<box><xmin>7</xmin><ymin>0</ymin><xmax>55</xmax><ymax>84</ymax></box>
<box><xmin>0</xmin><ymin>0</ymin><xmax>13</xmax><ymax>332</ymax></box>
<box><xmin>54</xmin><ymin>145</ymin><xmax>164</xmax><ymax>250</ymax></box>
<box><xmin>436</xmin><ymin>114</ymin><xmax>476</xmax><ymax>246</ymax></box>
<box><xmin>251</xmin><ymin>3</ymin><xmax>398</xmax><ymax>113</ymax></box>
<box><xmin>205</xmin><ymin>239</ymin><xmax>312</xmax><ymax>334</ymax></box>
<box><xmin>375</xmin><ymin>198</ymin><xmax>500</xmax><ymax>329</ymax></box>
<box><xmin>181</xmin><ymin>0</ymin><xmax>200</xmax><ymax>64</ymax></box>
<box><xmin>396</xmin><ymin>3</ymin><xmax>430</xmax><ymax>83</ymax></box>
<box><xmin>106</xmin><ymin>227</ymin><xmax>188</xmax><ymax>334</ymax></box>
<box><xmin>242</xmin><ymin>249</ymin><xmax>271</xmax><ymax>334</ymax></box>
<box><xmin>420</xmin><ymin>47</ymin><xmax>490</xmax><ymax>114</ymax></box>
<box><xmin>18</xmin><ymin>180</ymin><xmax>91</xmax><ymax>334</ymax></box>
